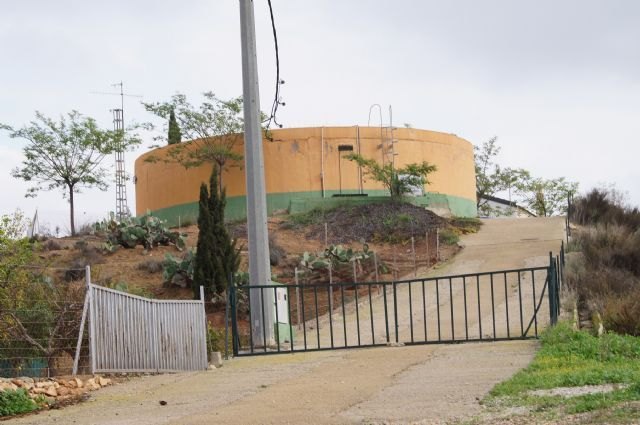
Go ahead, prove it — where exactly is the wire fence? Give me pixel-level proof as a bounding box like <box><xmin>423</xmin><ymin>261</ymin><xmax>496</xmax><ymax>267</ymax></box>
<box><xmin>0</xmin><ymin>303</ymin><xmax>90</xmax><ymax>378</ymax></box>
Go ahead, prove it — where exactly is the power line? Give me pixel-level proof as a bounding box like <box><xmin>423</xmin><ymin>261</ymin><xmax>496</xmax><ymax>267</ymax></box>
<box><xmin>264</xmin><ymin>0</ymin><xmax>285</xmax><ymax>129</ymax></box>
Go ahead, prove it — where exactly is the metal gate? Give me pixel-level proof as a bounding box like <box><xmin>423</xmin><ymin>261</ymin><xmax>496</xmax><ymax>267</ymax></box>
<box><xmin>88</xmin><ymin>284</ymin><xmax>208</xmax><ymax>372</ymax></box>
<box><xmin>230</xmin><ymin>248</ymin><xmax>563</xmax><ymax>356</ymax></box>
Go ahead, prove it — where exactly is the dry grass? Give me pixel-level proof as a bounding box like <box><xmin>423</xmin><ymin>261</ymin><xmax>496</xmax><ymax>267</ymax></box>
<box><xmin>567</xmin><ymin>190</ymin><xmax>640</xmax><ymax>336</ymax></box>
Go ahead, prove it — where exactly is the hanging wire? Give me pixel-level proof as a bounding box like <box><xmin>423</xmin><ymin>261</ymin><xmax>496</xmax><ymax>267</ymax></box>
<box><xmin>264</xmin><ymin>0</ymin><xmax>285</xmax><ymax>130</ymax></box>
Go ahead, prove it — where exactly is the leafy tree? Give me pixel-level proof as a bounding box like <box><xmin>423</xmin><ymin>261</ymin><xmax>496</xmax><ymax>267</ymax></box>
<box><xmin>1</xmin><ymin>111</ymin><xmax>140</xmax><ymax>235</ymax></box>
<box><xmin>515</xmin><ymin>177</ymin><xmax>578</xmax><ymax>217</ymax></box>
<box><xmin>193</xmin><ymin>167</ymin><xmax>240</xmax><ymax>299</ymax></box>
<box><xmin>0</xmin><ymin>211</ymin><xmax>86</xmax><ymax>376</ymax></box>
<box><xmin>143</xmin><ymin>92</ymin><xmax>247</xmax><ymax>192</ymax></box>
<box><xmin>345</xmin><ymin>154</ymin><xmax>437</xmax><ymax>198</ymax></box>
<box><xmin>474</xmin><ymin>137</ymin><xmax>530</xmax><ymax>216</ymax></box>
<box><xmin>0</xmin><ymin>210</ymin><xmax>34</xmax><ymax>290</ymax></box>
<box><xmin>167</xmin><ymin>109</ymin><xmax>182</xmax><ymax>145</ymax></box>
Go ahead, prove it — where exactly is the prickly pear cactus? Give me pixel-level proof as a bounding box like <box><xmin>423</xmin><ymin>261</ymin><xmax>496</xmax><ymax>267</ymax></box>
<box><xmin>94</xmin><ymin>212</ymin><xmax>187</xmax><ymax>251</ymax></box>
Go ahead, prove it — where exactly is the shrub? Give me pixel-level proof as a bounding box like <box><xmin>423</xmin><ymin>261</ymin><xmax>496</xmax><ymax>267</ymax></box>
<box><xmin>579</xmin><ymin>225</ymin><xmax>640</xmax><ymax>277</ymax></box>
<box><xmin>449</xmin><ymin>217</ymin><xmax>482</xmax><ymax>234</ymax></box>
<box><xmin>41</xmin><ymin>239</ymin><xmax>62</xmax><ymax>251</ymax></box>
<box><xmin>269</xmin><ymin>235</ymin><xmax>285</xmax><ymax>266</ymax></box>
<box><xmin>602</xmin><ymin>288</ymin><xmax>640</xmax><ymax>337</ymax></box>
<box><xmin>439</xmin><ymin>228</ymin><xmax>460</xmax><ymax>245</ymax></box>
<box><xmin>571</xmin><ymin>188</ymin><xmax>640</xmax><ymax>230</ymax></box>
<box><xmin>286</xmin><ymin>207</ymin><xmax>328</xmax><ymax>228</ymax></box>
<box><xmin>137</xmin><ymin>259</ymin><xmax>163</xmax><ymax>274</ymax></box>
<box><xmin>0</xmin><ymin>389</ymin><xmax>37</xmax><ymax>417</ymax></box>
<box><xmin>566</xmin><ymin>224</ymin><xmax>640</xmax><ymax>336</ymax></box>
<box><xmin>206</xmin><ymin>324</ymin><xmax>232</xmax><ymax>357</ymax></box>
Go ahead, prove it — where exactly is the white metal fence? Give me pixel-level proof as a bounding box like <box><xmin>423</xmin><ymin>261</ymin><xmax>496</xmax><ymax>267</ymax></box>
<box><xmin>88</xmin><ymin>283</ymin><xmax>208</xmax><ymax>373</ymax></box>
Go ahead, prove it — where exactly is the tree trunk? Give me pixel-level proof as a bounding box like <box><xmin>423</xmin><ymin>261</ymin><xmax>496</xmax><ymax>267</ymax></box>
<box><xmin>217</xmin><ymin>162</ymin><xmax>224</xmax><ymax>195</ymax></box>
<box><xmin>69</xmin><ymin>185</ymin><xmax>76</xmax><ymax>236</ymax></box>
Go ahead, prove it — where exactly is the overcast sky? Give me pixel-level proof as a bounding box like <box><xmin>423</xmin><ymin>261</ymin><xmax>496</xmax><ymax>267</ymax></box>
<box><xmin>1</xmin><ymin>0</ymin><xmax>639</xmax><ymax>233</ymax></box>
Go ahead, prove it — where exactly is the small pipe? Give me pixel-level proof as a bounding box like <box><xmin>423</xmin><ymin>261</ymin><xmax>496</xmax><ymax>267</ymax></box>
<box><xmin>321</xmin><ymin>127</ymin><xmax>325</xmax><ymax>198</ymax></box>
<box><xmin>356</xmin><ymin>126</ymin><xmax>363</xmax><ymax>194</ymax></box>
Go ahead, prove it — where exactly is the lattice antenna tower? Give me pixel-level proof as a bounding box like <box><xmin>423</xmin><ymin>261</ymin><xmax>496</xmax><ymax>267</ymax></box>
<box><xmin>92</xmin><ymin>82</ymin><xmax>142</xmax><ymax>221</ymax></box>
<box><xmin>112</xmin><ymin>105</ymin><xmax>129</xmax><ymax>221</ymax></box>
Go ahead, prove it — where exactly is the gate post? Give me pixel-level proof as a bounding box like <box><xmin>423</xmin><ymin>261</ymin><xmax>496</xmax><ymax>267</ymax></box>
<box><xmin>548</xmin><ymin>253</ymin><xmax>558</xmax><ymax>325</ymax></box>
<box><xmin>230</xmin><ymin>283</ymin><xmax>240</xmax><ymax>357</ymax></box>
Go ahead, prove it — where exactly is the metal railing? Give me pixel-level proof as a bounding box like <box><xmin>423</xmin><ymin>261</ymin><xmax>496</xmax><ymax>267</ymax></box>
<box><xmin>230</xmin><ymin>251</ymin><xmax>564</xmax><ymax>356</ymax></box>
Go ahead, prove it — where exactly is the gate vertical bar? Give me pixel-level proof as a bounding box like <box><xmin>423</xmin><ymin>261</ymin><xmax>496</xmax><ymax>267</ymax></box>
<box><xmin>463</xmin><ymin>276</ymin><xmax>468</xmax><ymax>341</ymax></box>
<box><xmin>393</xmin><ymin>281</ymin><xmax>399</xmax><ymax>343</ymax></box>
<box><xmin>476</xmin><ymin>275</ymin><xmax>482</xmax><ymax>340</ymax></box>
<box><xmin>504</xmin><ymin>272</ymin><xmax>510</xmax><ymax>338</ymax></box>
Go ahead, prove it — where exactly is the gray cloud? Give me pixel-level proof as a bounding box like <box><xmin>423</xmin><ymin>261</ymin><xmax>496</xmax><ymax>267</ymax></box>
<box><xmin>1</xmin><ymin>0</ymin><xmax>639</xmax><ymax>228</ymax></box>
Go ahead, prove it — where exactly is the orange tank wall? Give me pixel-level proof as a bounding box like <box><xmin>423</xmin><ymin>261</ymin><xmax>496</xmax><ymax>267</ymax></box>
<box><xmin>134</xmin><ymin>126</ymin><xmax>477</xmax><ymax>221</ymax></box>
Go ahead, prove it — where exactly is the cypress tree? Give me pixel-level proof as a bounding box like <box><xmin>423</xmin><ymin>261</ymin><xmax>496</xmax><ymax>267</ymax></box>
<box><xmin>193</xmin><ymin>166</ymin><xmax>240</xmax><ymax>299</ymax></box>
<box><xmin>167</xmin><ymin>109</ymin><xmax>182</xmax><ymax>145</ymax></box>
<box><xmin>207</xmin><ymin>168</ymin><xmax>240</xmax><ymax>294</ymax></box>
<box><xmin>193</xmin><ymin>183</ymin><xmax>215</xmax><ymax>298</ymax></box>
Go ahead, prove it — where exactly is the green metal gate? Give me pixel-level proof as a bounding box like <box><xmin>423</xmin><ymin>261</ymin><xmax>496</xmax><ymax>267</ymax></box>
<box><xmin>229</xmin><ymin>246</ymin><xmax>564</xmax><ymax>356</ymax></box>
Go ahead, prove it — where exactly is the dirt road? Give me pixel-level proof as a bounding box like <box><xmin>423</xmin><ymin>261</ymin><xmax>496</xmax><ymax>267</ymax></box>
<box><xmin>12</xmin><ymin>217</ymin><xmax>565</xmax><ymax>425</ymax></box>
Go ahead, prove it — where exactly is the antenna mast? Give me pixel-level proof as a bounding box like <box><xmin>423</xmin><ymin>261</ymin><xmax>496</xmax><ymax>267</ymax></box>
<box><xmin>113</xmin><ymin>82</ymin><xmax>129</xmax><ymax>221</ymax></box>
<box><xmin>91</xmin><ymin>82</ymin><xmax>142</xmax><ymax>221</ymax></box>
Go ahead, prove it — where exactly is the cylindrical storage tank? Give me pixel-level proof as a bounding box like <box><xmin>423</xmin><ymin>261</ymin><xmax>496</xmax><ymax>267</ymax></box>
<box><xmin>134</xmin><ymin>126</ymin><xmax>477</xmax><ymax>225</ymax></box>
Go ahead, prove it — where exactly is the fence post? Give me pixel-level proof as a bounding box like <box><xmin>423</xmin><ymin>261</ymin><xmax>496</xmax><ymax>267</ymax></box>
<box><xmin>328</xmin><ymin>262</ymin><xmax>334</xmax><ymax>312</ymax></box>
<box><xmin>324</xmin><ymin>222</ymin><xmax>328</xmax><ymax>246</ymax></box>
<box><xmin>352</xmin><ymin>260</ymin><xmax>358</xmax><ymax>283</ymax></box>
<box><xmin>373</xmin><ymin>252</ymin><xmax>379</xmax><ymax>284</ymax></box>
<box><xmin>72</xmin><ymin>265</ymin><xmax>91</xmax><ymax>376</ymax></box>
<box><xmin>411</xmin><ymin>236</ymin><xmax>417</xmax><ymax>277</ymax></box>
<box><xmin>295</xmin><ymin>268</ymin><xmax>302</xmax><ymax>330</ymax></box>
<box><xmin>393</xmin><ymin>245</ymin><xmax>398</xmax><ymax>280</ymax></box>
<box><xmin>200</xmin><ymin>286</ymin><xmax>208</xmax><ymax>368</ymax></box>
<box><xmin>87</xmin><ymin>265</ymin><xmax>97</xmax><ymax>374</ymax></box>
<box><xmin>426</xmin><ymin>230</ymin><xmax>430</xmax><ymax>267</ymax></box>
<box><xmin>436</xmin><ymin>228</ymin><xmax>440</xmax><ymax>261</ymax></box>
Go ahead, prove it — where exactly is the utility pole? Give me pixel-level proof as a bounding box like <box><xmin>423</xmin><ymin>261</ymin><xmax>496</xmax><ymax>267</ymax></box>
<box><xmin>239</xmin><ymin>0</ymin><xmax>275</xmax><ymax>347</ymax></box>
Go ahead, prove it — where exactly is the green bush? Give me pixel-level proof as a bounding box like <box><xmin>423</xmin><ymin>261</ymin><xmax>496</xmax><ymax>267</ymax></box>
<box><xmin>0</xmin><ymin>388</ymin><xmax>37</xmax><ymax>417</ymax></box>
<box><xmin>438</xmin><ymin>228</ymin><xmax>459</xmax><ymax>245</ymax></box>
<box><xmin>206</xmin><ymin>324</ymin><xmax>232</xmax><ymax>358</ymax></box>
<box><xmin>286</xmin><ymin>208</ymin><xmax>328</xmax><ymax>228</ymax></box>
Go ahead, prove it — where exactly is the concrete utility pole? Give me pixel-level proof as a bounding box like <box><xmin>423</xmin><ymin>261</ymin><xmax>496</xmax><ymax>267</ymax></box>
<box><xmin>239</xmin><ymin>0</ymin><xmax>275</xmax><ymax>347</ymax></box>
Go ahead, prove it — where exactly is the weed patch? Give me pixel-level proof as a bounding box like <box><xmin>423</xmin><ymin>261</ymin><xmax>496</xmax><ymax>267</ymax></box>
<box><xmin>0</xmin><ymin>388</ymin><xmax>38</xmax><ymax>417</ymax></box>
<box><xmin>485</xmin><ymin>323</ymin><xmax>640</xmax><ymax>419</ymax></box>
